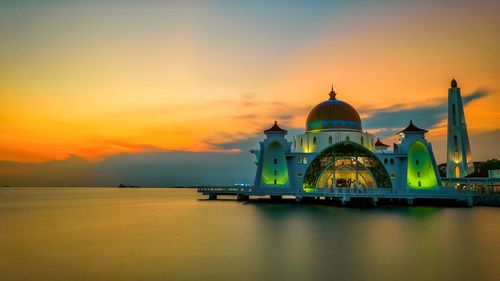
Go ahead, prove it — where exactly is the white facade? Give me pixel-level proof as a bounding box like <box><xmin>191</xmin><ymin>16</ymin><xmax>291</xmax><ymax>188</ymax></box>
<box><xmin>252</xmin><ymin>87</ymin><xmax>443</xmax><ymax>191</ymax></box>
<box><xmin>446</xmin><ymin>79</ymin><xmax>474</xmax><ymax>178</ymax></box>
<box><xmin>292</xmin><ymin>130</ymin><xmax>374</xmax><ymax>153</ymax></box>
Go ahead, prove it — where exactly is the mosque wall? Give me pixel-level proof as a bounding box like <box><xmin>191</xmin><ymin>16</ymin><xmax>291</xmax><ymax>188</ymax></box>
<box><xmin>292</xmin><ymin>131</ymin><xmax>374</xmax><ymax>154</ymax></box>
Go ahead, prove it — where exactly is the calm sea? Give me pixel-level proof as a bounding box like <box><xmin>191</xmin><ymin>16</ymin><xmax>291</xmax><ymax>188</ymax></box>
<box><xmin>0</xmin><ymin>187</ymin><xmax>499</xmax><ymax>281</ymax></box>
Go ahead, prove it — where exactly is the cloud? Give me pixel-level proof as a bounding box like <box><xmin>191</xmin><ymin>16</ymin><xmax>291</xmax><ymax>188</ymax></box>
<box><xmin>362</xmin><ymin>89</ymin><xmax>488</xmax><ymax>138</ymax></box>
<box><xmin>0</xmin><ymin>150</ymin><xmax>256</xmax><ymax>187</ymax></box>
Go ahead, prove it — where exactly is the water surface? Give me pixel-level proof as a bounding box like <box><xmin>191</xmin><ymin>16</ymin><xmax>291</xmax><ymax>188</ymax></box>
<box><xmin>1</xmin><ymin>188</ymin><xmax>499</xmax><ymax>281</ymax></box>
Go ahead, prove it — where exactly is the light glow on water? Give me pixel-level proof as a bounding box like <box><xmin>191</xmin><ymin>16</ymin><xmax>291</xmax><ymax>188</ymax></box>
<box><xmin>0</xmin><ymin>188</ymin><xmax>499</xmax><ymax>281</ymax></box>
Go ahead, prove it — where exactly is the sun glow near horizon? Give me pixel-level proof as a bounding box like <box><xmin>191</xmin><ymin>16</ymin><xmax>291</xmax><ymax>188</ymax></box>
<box><xmin>0</xmin><ymin>0</ymin><xmax>499</xmax><ymax>165</ymax></box>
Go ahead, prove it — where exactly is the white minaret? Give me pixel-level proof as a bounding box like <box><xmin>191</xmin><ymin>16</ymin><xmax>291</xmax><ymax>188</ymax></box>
<box><xmin>446</xmin><ymin>79</ymin><xmax>473</xmax><ymax>178</ymax></box>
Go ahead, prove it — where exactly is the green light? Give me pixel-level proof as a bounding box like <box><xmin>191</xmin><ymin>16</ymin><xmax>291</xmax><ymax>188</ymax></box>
<box><xmin>260</xmin><ymin>141</ymin><xmax>290</xmax><ymax>187</ymax></box>
<box><xmin>407</xmin><ymin>141</ymin><xmax>438</xmax><ymax>188</ymax></box>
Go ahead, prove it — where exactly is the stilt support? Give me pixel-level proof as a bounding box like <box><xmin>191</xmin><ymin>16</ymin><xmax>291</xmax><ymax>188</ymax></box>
<box><xmin>237</xmin><ymin>194</ymin><xmax>249</xmax><ymax>201</ymax></box>
<box><xmin>342</xmin><ymin>196</ymin><xmax>350</xmax><ymax>206</ymax></box>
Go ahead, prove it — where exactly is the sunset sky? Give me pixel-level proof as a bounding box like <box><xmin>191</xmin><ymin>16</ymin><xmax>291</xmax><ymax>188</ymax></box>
<box><xmin>1</xmin><ymin>0</ymin><xmax>499</xmax><ymax>186</ymax></box>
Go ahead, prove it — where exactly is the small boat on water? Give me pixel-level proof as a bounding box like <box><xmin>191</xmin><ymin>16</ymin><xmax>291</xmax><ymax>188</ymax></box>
<box><xmin>118</xmin><ymin>184</ymin><xmax>141</xmax><ymax>188</ymax></box>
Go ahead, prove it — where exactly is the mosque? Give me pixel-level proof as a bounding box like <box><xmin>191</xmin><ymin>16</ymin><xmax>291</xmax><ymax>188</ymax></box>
<box><xmin>199</xmin><ymin>79</ymin><xmax>494</xmax><ymax>205</ymax></box>
<box><xmin>251</xmin><ymin>84</ymin><xmax>442</xmax><ymax>192</ymax></box>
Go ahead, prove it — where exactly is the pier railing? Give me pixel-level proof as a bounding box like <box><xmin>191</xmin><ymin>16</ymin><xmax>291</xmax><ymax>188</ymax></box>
<box><xmin>197</xmin><ymin>186</ymin><xmax>473</xmax><ymax>198</ymax></box>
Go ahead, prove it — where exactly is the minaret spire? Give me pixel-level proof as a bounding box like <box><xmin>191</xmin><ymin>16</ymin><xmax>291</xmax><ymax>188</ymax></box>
<box><xmin>329</xmin><ymin>84</ymin><xmax>337</xmax><ymax>100</ymax></box>
<box><xmin>446</xmin><ymin>78</ymin><xmax>473</xmax><ymax>178</ymax></box>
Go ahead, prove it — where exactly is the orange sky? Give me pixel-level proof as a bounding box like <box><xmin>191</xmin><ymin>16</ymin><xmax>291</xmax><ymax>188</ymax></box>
<box><xmin>0</xmin><ymin>0</ymin><xmax>499</xmax><ymax>164</ymax></box>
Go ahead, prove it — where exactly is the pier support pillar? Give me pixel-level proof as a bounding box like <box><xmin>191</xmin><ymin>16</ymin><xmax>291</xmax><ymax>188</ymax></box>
<box><xmin>372</xmin><ymin>197</ymin><xmax>379</xmax><ymax>206</ymax></box>
<box><xmin>208</xmin><ymin>194</ymin><xmax>217</xmax><ymax>200</ymax></box>
<box><xmin>466</xmin><ymin>197</ymin><xmax>474</xmax><ymax>207</ymax></box>
<box><xmin>406</xmin><ymin>198</ymin><xmax>414</xmax><ymax>205</ymax></box>
<box><xmin>295</xmin><ymin>196</ymin><xmax>302</xmax><ymax>203</ymax></box>
<box><xmin>270</xmin><ymin>195</ymin><xmax>282</xmax><ymax>201</ymax></box>
<box><xmin>342</xmin><ymin>196</ymin><xmax>350</xmax><ymax>206</ymax></box>
<box><xmin>237</xmin><ymin>194</ymin><xmax>249</xmax><ymax>201</ymax></box>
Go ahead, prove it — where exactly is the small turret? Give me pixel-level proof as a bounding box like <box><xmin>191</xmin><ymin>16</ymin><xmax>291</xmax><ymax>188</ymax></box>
<box><xmin>375</xmin><ymin>138</ymin><xmax>390</xmax><ymax>151</ymax></box>
<box><xmin>264</xmin><ymin>121</ymin><xmax>287</xmax><ymax>134</ymax></box>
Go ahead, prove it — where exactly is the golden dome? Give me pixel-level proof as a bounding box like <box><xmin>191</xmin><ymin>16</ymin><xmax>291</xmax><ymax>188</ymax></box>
<box><xmin>306</xmin><ymin>88</ymin><xmax>362</xmax><ymax>132</ymax></box>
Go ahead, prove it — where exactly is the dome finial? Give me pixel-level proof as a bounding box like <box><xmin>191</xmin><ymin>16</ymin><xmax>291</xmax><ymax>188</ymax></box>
<box><xmin>329</xmin><ymin>84</ymin><xmax>337</xmax><ymax>100</ymax></box>
<box><xmin>451</xmin><ymin>78</ymin><xmax>457</xmax><ymax>88</ymax></box>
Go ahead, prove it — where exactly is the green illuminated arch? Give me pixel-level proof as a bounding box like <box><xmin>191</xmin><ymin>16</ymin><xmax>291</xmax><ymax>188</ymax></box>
<box><xmin>302</xmin><ymin>141</ymin><xmax>391</xmax><ymax>192</ymax></box>
<box><xmin>407</xmin><ymin>141</ymin><xmax>438</xmax><ymax>188</ymax></box>
<box><xmin>260</xmin><ymin>141</ymin><xmax>290</xmax><ymax>187</ymax></box>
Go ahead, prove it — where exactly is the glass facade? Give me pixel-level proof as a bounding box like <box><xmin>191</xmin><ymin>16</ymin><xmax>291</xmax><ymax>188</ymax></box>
<box><xmin>302</xmin><ymin>141</ymin><xmax>392</xmax><ymax>191</ymax></box>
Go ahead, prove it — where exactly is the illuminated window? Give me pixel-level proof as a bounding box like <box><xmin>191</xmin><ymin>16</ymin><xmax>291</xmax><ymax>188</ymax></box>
<box><xmin>455</xmin><ymin>166</ymin><xmax>460</xmax><ymax>178</ymax></box>
<box><xmin>329</xmin><ymin>135</ymin><xmax>332</xmax><ymax>145</ymax></box>
<box><xmin>303</xmin><ymin>157</ymin><xmax>308</xmax><ymax>164</ymax></box>
<box><xmin>313</xmin><ymin>137</ymin><xmax>317</xmax><ymax>146</ymax></box>
<box><xmin>274</xmin><ymin>158</ymin><xmax>277</xmax><ymax>164</ymax></box>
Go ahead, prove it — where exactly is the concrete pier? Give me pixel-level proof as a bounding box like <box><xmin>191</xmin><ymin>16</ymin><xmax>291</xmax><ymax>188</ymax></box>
<box><xmin>198</xmin><ymin>186</ymin><xmax>476</xmax><ymax>207</ymax></box>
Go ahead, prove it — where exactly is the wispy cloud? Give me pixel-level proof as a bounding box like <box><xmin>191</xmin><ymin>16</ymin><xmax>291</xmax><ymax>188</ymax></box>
<box><xmin>362</xmin><ymin>89</ymin><xmax>489</xmax><ymax>138</ymax></box>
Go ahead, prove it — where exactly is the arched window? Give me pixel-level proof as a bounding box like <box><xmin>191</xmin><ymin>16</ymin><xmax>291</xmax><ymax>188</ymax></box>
<box><xmin>274</xmin><ymin>179</ymin><xmax>277</xmax><ymax>185</ymax></box>
<box><xmin>274</xmin><ymin>158</ymin><xmax>277</xmax><ymax>164</ymax></box>
<box><xmin>300</xmin><ymin>138</ymin><xmax>303</xmax><ymax>147</ymax></box>
<box><xmin>346</xmin><ymin>135</ymin><xmax>350</xmax><ymax>141</ymax></box>
<box><xmin>417</xmin><ymin>172</ymin><xmax>420</xmax><ymax>177</ymax></box>
<box><xmin>384</xmin><ymin>158</ymin><xmax>388</xmax><ymax>165</ymax></box>
<box><xmin>274</xmin><ymin>170</ymin><xmax>277</xmax><ymax>176</ymax></box>
<box><xmin>313</xmin><ymin>137</ymin><xmax>317</xmax><ymax>146</ymax></box>
<box><xmin>454</xmin><ymin>135</ymin><xmax>458</xmax><ymax>153</ymax></box>
<box><xmin>416</xmin><ymin>160</ymin><xmax>420</xmax><ymax>165</ymax></box>
<box><xmin>293</xmin><ymin>138</ymin><xmax>296</xmax><ymax>149</ymax></box>
<box><xmin>390</xmin><ymin>159</ymin><xmax>394</xmax><ymax>165</ymax></box>
<box><xmin>328</xmin><ymin>135</ymin><xmax>332</xmax><ymax>145</ymax></box>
